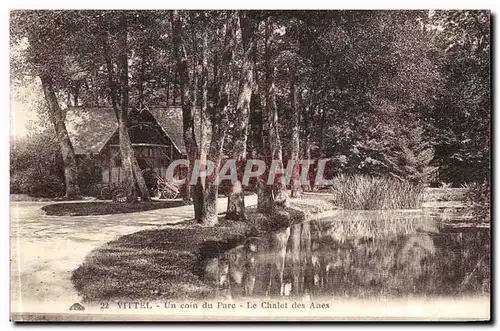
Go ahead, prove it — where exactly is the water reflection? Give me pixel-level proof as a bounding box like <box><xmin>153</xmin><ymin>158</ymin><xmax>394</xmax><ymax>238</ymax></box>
<box><xmin>207</xmin><ymin>210</ymin><xmax>490</xmax><ymax>299</ymax></box>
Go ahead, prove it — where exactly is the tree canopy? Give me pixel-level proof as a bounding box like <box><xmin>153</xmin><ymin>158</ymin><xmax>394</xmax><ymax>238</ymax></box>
<box><xmin>10</xmin><ymin>10</ymin><xmax>490</xmax><ymax>217</ymax></box>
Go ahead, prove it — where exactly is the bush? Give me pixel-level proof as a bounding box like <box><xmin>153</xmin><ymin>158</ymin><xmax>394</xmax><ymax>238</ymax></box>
<box><xmin>329</xmin><ymin>174</ymin><xmax>424</xmax><ymax>210</ymax></box>
<box><xmin>76</xmin><ymin>158</ymin><xmax>102</xmax><ymax>196</ymax></box>
<box><xmin>464</xmin><ymin>181</ymin><xmax>491</xmax><ymax>222</ymax></box>
<box><xmin>10</xmin><ymin>130</ymin><xmax>66</xmax><ymax>198</ymax></box>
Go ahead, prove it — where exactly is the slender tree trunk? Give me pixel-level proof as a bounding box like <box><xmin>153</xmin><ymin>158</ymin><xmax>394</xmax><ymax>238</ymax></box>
<box><xmin>166</xmin><ymin>79</ymin><xmax>171</xmax><ymax>106</ymax></box>
<box><xmin>289</xmin><ymin>75</ymin><xmax>301</xmax><ymax>198</ymax></box>
<box><xmin>171</xmin><ymin>10</ymin><xmax>200</xmax><ymax>207</ymax></box>
<box><xmin>138</xmin><ymin>48</ymin><xmax>146</xmax><ymax>108</ymax></box>
<box><xmin>255</xmin><ymin>109</ymin><xmax>273</xmax><ymax>211</ymax></box>
<box><xmin>299</xmin><ymin>90</ymin><xmax>315</xmax><ymax>192</ymax></box>
<box><xmin>202</xmin><ymin>12</ymin><xmax>236</xmax><ymax>226</ymax></box>
<box><xmin>317</xmin><ymin>105</ymin><xmax>326</xmax><ymax>159</ymax></box>
<box><xmin>263</xmin><ymin>16</ymin><xmax>288</xmax><ymax>210</ymax></box>
<box><xmin>301</xmin><ymin>103</ymin><xmax>313</xmax><ymax>192</ymax></box>
<box><xmin>117</xmin><ymin>114</ymin><xmax>137</xmax><ymax>202</ymax></box>
<box><xmin>39</xmin><ymin>73</ymin><xmax>80</xmax><ymax>199</ymax></box>
<box><xmin>73</xmin><ymin>82</ymin><xmax>80</xmax><ymax>106</ymax></box>
<box><xmin>190</xmin><ymin>32</ymin><xmax>206</xmax><ymax>219</ymax></box>
<box><xmin>118</xmin><ymin>15</ymin><xmax>150</xmax><ymax>202</ymax></box>
<box><xmin>199</xmin><ymin>27</ymin><xmax>211</xmax><ymax>163</ymax></box>
<box><xmin>66</xmin><ymin>89</ymin><xmax>71</xmax><ymax>107</ymax></box>
<box><xmin>173</xmin><ymin>71</ymin><xmax>179</xmax><ymax>105</ymax></box>
<box><xmin>256</xmin><ymin>19</ymin><xmax>274</xmax><ymax>212</ymax></box>
<box><xmin>226</xmin><ymin>12</ymin><xmax>258</xmax><ymax>221</ymax></box>
<box><xmin>102</xmin><ymin>15</ymin><xmax>150</xmax><ymax>202</ymax></box>
<box><xmin>91</xmin><ymin>71</ymin><xmax>100</xmax><ymax>106</ymax></box>
<box><xmin>192</xmin><ymin>25</ymin><xmax>211</xmax><ymax>220</ymax></box>
<box><xmin>252</xmin><ymin>79</ymin><xmax>273</xmax><ymax>212</ymax></box>
<box><xmin>313</xmin><ymin>104</ymin><xmax>327</xmax><ymax>191</ymax></box>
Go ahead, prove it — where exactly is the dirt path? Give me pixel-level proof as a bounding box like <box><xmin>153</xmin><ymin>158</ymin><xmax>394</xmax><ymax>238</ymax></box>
<box><xmin>10</xmin><ymin>196</ymin><xmax>257</xmax><ymax>313</ymax></box>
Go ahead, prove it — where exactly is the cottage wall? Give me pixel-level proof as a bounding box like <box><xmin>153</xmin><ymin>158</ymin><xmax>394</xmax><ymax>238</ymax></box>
<box><xmin>103</xmin><ymin>144</ymin><xmax>180</xmax><ymax>185</ymax></box>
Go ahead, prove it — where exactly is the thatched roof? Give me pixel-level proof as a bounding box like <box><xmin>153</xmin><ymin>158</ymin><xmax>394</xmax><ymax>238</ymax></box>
<box><xmin>66</xmin><ymin>106</ymin><xmax>186</xmax><ymax>155</ymax></box>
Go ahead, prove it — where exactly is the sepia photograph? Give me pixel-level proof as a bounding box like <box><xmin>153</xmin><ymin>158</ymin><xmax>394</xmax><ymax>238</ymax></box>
<box><xmin>9</xmin><ymin>8</ymin><xmax>491</xmax><ymax>322</ymax></box>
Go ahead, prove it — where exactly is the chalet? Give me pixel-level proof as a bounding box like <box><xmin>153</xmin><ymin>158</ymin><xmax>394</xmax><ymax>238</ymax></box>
<box><xmin>66</xmin><ymin>106</ymin><xmax>187</xmax><ymax>193</ymax></box>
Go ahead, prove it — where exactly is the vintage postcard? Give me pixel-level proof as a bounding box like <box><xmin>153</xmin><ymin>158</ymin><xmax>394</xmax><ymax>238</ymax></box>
<box><xmin>9</xmin><ymin>9</ymin><xmax>490</xmax><ymax>322</ymax></box>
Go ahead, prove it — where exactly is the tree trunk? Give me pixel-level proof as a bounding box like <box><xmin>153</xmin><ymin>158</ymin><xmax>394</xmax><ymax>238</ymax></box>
<box><xmin>264</xmin><ymin>16</ymin><xmax>288</xmax><ymax>209</ymax></box>
<box><xmin>289</xmin><ymin>75</ymin><xmax>301</xmax><ymax>198</ymax></box>
<box><xmin>173</xmin><ymin>71</ymin><xmax>178</xmax><ymax>105</ymax></box>
<box><xmin>252</xmin><ymin>80</ymin><xmax>273</xmax><ymax>212</ymax></box>
<box><xmin>256</xmin><ymin>19</ymin><xmax>274</xmax><ymax>212</ymax></box>
<box><xmin>302</xmin><ymin>114</ymin><xmax>313</xmax><ymax>192</ymax></box>
<box><xmin>317</xmin><ymin>105</ymin><xmax>326</xmax><ymax>159</ymax></box>
<box><xmin>117</xmin><ymin>114</ymin><xmax>138</xmax><ymax>202</ymax></box>
<box><xmin>199</xmin><ymin>27</ymin><xmax>210</xmax><ymax>162</ymax></box>
<box><xmin>313</xmin><ymin>105</ymin><xmax>327</xmax><ymax>191</ymax></box>
<box><xmin>202</xmin><ymin>12</ymin><xmax>236</xmax><ymax>226</ymax></box>
<box><xmin>66</xmin><ymin>89</ymin><xmax>71</xmax><ymax>107</ymax></box>
<box><xmin>192</xmin><ymin>25</ymin><xmax>211</xmax><ymax>220</ymax></box>
<box><xmin>102</xmin><ymin>14</ymin><xmax>150</xmax><ymax>202</ymax></box>
<box><xmin>226</xmin><ymin>12</ymin><xmax>258</xmax><ymax>221</ymax></box>
<box><xmin>256</xmin><ymin>112</ymin><xmax>274</xmax><ymax>211</ymax></box>
<box><xmin>117</xmin><ymin>15</ymin><xmax>150</xmax><ymax>202</ymax></box>
<box><xmin>171</xmin><ymin>10</ymin><xmax>200</xmax><ymax>206</ymax></box>
<box><xmin>300</xmin><ymin>91</ymin><xmax>314</xmax><ymax>192</ymax></box>
<box><xmin>73</xmin><ymin>83</ymin><xmax>79</xmax><ymax>107</ymax></box>
<box><xmin>39</xmin><ymin>73</ymin><xmax>80</xmax><ymax>199</ymax></box>
<box><xmin>190</xmin><ymin>30</ymin><xmax>206</xmax><ymax>220</ymax></box>
<box><xmin>138</xmin><ymin>47</ymin><xmax>146</xmax><ymax>108</ymax></box>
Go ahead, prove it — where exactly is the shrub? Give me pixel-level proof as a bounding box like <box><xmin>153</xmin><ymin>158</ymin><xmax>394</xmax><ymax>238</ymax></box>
<box><xmin>10</xmin><ymin>130</ymin><xmax>66</xmax><ymax>198</ymax></box>
<box><xmin>329</xmin><ymin>174</ymin><xmax>424</xmax><ymax>210</ymax></box>
<box><xmin>464</xmin><ymin>180</ymin><xmax>491</xmax><ymax>222</ymax></box>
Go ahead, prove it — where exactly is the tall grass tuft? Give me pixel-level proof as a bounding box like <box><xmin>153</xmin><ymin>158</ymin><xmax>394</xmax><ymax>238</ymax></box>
<box><xmin>329</xmin><ymin>174</ymin><xmax>424</xmax><ymax>210</ymax></box>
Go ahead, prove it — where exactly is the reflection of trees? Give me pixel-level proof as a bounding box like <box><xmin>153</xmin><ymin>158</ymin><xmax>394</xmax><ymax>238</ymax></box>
<box><xmin>423</xmin><ymin>228</ymin><xmax>490</xmax><ymax>295</ymax></box>
<box><xmin>213</xmin><ymin>212</ymin><xmax>490</xmax><ymax>299</ymax></box>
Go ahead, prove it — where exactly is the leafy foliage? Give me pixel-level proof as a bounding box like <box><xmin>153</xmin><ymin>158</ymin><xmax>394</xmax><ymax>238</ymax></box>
<box><xmin>464</xmin><ymin>181</ymin><xmax>491</xmax><ymax>222</ymax></box>
<box><xmin>424</xmin><ymin>10</ymin><xmax>490</xmax><ymax>185</ymax></box>
<box><xmin>10</xmin><ymin>10</ymin><xmax>490</xmax><ymax>201</ymax></box>
<box><xmin>10</xmin><ymin>128</ymin><xmax>102</xmax><ymax>197</ymax></box>
<box><xmin>10</xmin><ymin>130</ymin><xmax>65</xmax><ymax>197</ymax></box>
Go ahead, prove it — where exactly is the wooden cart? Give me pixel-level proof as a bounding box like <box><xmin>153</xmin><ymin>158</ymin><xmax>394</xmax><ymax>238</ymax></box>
<box><xmin>141</xmin><ymin>168</ymin><xmax>180</xmax><ymax>199</ymax></box>
<box><xmin>151</xmin><ymin>172</ymin><xmax>180</xmax><ymax>199</ymax></box>
<box><xmin>99</xmin><ymin>183</ymin><xmax>128</xmax><ymax>202</ymax></box>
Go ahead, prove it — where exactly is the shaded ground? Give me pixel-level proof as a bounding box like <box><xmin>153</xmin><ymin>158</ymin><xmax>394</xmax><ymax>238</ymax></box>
<box><xmin>42</xmin><ymin>200</ymin><xmax>186</xmax><ymax>216</ymax></box>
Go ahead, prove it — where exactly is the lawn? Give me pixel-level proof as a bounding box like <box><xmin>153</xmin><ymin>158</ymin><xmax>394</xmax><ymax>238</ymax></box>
<box><xmin>72</xmin><ymin>222</ymin><xmax>248</xmax><ymax>301</ymax></box>
<box><xmin>42</xmin><ymin>200</ymin><xmax>186</xmax><ymax>216</ymax></box>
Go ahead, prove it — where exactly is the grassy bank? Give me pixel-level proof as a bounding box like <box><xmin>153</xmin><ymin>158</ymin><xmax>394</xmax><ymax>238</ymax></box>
<box><xmin>42</xmin><ymin>200</ymin><xmax>186</xmax><ymax>216</ymax></box>
<box><xmin>71</xmin><ymin>196</ymin><xmax>333</xmax><ymax>302</ymax></box>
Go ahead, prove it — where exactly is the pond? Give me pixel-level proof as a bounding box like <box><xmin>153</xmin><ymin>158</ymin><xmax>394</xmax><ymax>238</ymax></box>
<box><xmin>205</xmin><ymin>209</ymin><xmax>490</xmax><ymax>300</ymax></box>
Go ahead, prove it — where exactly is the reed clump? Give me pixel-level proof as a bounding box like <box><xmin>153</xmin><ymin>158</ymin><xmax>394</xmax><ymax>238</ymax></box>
<box><xmin>329</xmin><ymin>174</ymin><xmax>424</xmax><ymax>210</ymax></box>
